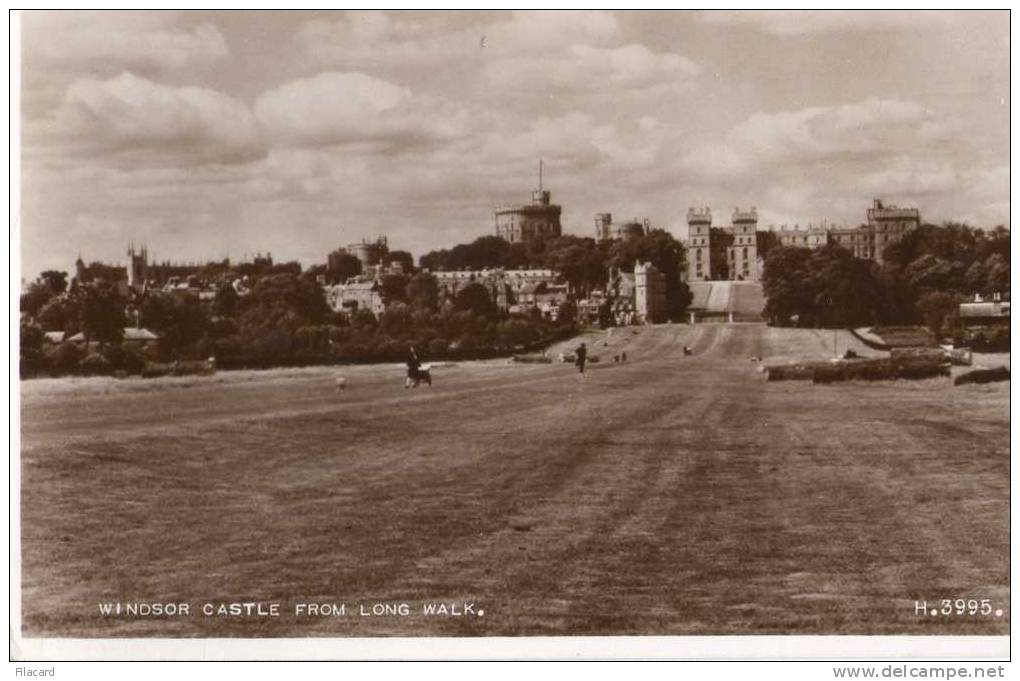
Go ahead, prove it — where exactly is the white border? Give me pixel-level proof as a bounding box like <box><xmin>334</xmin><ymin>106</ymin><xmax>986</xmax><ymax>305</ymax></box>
<box><xmin>8</xmin><ymin>6</ymin><xmax>1015</xmax><ymax>665</ymax></box>
<box><xmin>11</xmin><ymin>635</ymin><xmax>1011</xmax><ymax>661</ymax></box>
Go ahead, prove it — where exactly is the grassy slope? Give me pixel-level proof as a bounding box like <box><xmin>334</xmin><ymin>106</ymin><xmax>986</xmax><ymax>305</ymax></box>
<box><xmin>20</xmin><ymin>324</ymin><xmax>1009</xmax><ymax>636</ymax></box>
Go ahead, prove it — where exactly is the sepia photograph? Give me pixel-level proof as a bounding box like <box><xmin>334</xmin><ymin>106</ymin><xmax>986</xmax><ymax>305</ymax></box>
<box><xmin>11</xmin><ymin>8</ymin><xmax>1011</xmax><ymax>663</ymax></box>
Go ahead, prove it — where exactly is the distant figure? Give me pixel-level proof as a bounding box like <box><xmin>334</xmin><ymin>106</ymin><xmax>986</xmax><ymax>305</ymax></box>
<box><xmin>405</xmin><ymin>346</ymin><xmax>421</xmax><ymax>389</ymax></box>
<box><xmin>335</xmin><ymin>376</ymin><xmax>347</xmax><ymax>392</ymax></box>
<box><xmin>575</xmin><ymin>342</ymin><xmax>588</xmax><ymax>374</ymax></box>
<box><xmin>621</xmin><ymin>351</ymin><xmax>627</xmax><ymax>362</ymax></box>
<box><xmin>683</xmin><ymin>346</ymin><xmax>692</xmax><ymax>356</ymax></box>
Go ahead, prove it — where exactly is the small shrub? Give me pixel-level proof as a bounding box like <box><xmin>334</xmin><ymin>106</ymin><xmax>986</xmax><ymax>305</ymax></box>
<box><xmin>954</xmin><ymin>367</ymin><xmax>1009</xmax><ymax>386</ymax></box>
<box><xmin>51</xmin><ymin>343</ymin><xmax>84</xmax><ymax>375</ymax></box>
<box><xmin>79</xmin><ymin>353</ymin><xmax>112</xmax><ymax>376</ymax></box>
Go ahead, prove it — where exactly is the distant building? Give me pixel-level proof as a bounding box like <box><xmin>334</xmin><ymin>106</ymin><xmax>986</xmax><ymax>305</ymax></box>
<box><xmin>684</xmin><ymin>207</ymin><xmax>757</xmax><ymax>282</ymax></box>
<box><xmin>342</xmin><ymin>236</ymin><xmax>389</xmax><ymax>266</ymax></box>
<box><xmin>686</xmin><ymin>208</ymin><xmax>713</xmax><ymax>281</ymax></box>
<box><xmin>124</xmin><ymin>244</ymin><xmax>232</xmax><ymax>291</ymax></box>
<box><xmin>67</xmin><ymin>327</ymin><xmax>160</xmax><ymax>357</ymax></box>
<box><xmin>495</xmin><ymin>164</ymin><xmax>562</xmax><ymax>245</ymax></box>
<box><xmin>728</xmin><ymin>209</ymin><xmax>759</xmax><ymax>282</ymax></box>
<box><xmin>594</xmin><ymin>213</ymin><xmax>649</xmax><ymax>241</ymax></box>
<box><xmin>683</xmin><ymin>199</ymin><xmax>921</xmax><ymax>281</ymax></box>
<box><xmin>866</xmin><ymin>199</ymin><xmax>921</xmax><ymax>264</ymax></box>
<box><xmin>433</xmin><ymin>268</ymin><xmax>562</xmax><ymax>312</ymax></box>
<box><xmin>635</xmin><ymin>261</ymin><xmax>667</xmax><ymax>324</ymax></box>
<box><xmin>324</xmin><ymin>281</ymin><xmax>385</xmax><ymax>317</ymax></box>
<box><xmin>959</xmin><ymin>294</ymin><xmax>1010</xmax><ymax>331</ymax></box>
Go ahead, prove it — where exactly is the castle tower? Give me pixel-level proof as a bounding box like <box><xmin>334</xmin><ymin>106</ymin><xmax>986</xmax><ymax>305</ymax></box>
<box><xmin>728</xmin><ymin>207</ymin><xmax>758</xmax><ymax>281</ymax></box>
<box><xmin>127</xmin><ymin>244</ymin><xmax>148</xmax><ymax>290</ymax></box>
<box><xmin>495</xmin><ymin>161</ymin><xmax>562</xmax><ymax>245</ymax></box>
<box><xmin>595</xmin><ymin>213</ymin><xmax>613</xmax><ymax>241</ymax></box>
<box><xmin>635</xmin><ymin>261</ymin><xmax>667</xmax><ymax>324</ymax></box>
<box><xmin>686</xmin><ymin>207</ymin><xmax>713</xmax><ymax>281</ymax></box>
<box><xmin>866</xmin><ymin>199</ymin><xmax>920</xmax><ymax>264</ymax></box>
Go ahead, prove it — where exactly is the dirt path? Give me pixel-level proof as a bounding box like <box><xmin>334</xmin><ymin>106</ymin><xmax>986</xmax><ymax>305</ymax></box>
<box><xmin>18</xmin><ymin>324</ymin><xmax>1009</xmax><ymax>637</ymax></box>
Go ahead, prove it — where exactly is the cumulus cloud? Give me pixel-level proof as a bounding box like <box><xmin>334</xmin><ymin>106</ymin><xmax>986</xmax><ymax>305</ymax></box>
<box><xmin>254</xmin><ymin>71</ymin><xmax>470</xmax><ymax>149</ymax></box>
<box><xmin>484</xmin><ymin>43</ymin><xmax>700</xmax><ymax>94</ymax></box>
<box><xmin>53</xmin><ymin>72</ymin><xmax>265</xmax><ymax>165</ymax></box>
<box><xmin>24</xmin><ymin>11</ymin><xmax>228</xmax><ymax>73</ymax></box>
<box><xmin>299</xmin><ymin>10</ymin><xmax>693</xmax><ymax>100</ymax></box>
<box><xmin>675</xmin><ymin>96</ymin><xmax>982</xmax><ymax>227</ymax></box>
<box><xmin>699</xmin><ymin>10</ymin><xmax>954</xmax><ymax>36</ymax></box>
<box><xmin>731</xmin><ymin>98</ymin><xmax>950</xmax><ymax>162</ymax></box>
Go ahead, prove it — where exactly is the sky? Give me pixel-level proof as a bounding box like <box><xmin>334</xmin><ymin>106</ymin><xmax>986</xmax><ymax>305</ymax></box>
<box><xmin>17</xmin><ymin>10</ymin><xmax>1010</xmax><ymax>278</ymax></box>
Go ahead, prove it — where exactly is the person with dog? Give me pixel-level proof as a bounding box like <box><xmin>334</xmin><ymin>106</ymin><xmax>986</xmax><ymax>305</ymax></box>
<box><xmin>405</xmin><ymin>346</ymin><xmax>421</xmax><ymax>389</ymax></box>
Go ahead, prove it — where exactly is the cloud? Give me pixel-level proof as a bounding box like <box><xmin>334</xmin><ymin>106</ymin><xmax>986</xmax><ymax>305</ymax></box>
<box><xmin>254</xmin><ymin>71</ymin><xmax>470</xmax><ymax>149</ymax></box>
<box><xmin>720</xmin><ymin>98</ymin><xmax>951</xmax><ymax>167</ymax></box>
<box><xmin>300</xmin><ymin>10</ymin><xmax>620</xmax><ymax>65</ymax></box>
<box><xmin>298</xmin><ymin>10</ymin><xmax>692</xmax><ymax>98</ymax></box>
<box><xmin>52</xmin><ymin>72</ymin><xmax>265</xmax><ymax>165</ymax></box>
<box><xmin>675</xmin><ymin>97</ymin><xmax>980</xmax><ymax>227</ymax></box>
<box><xmin>24</xmin><ymin>12</ymin><xmax>228</xmax><ymax>73</ymax></box>
<box><xmin>483</xmin><ymin>43</ymin><xmax>700</xmax><ymax>94</ymax></box>
<box><xmin>699</xmin><ymin>10</ymin><xmax>954</xmax><ymax>36</ymax></box>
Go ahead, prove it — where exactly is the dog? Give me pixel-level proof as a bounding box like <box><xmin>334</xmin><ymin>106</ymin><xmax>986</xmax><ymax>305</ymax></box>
<box><xmin>405</xmin><ymin>364</ymin><xmax>432</xmax><ymax>388</ymax></box>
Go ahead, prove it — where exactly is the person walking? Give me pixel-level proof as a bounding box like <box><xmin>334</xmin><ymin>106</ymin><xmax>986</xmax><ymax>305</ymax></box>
<box><xmin>575</xmin><ymin>341</ymin><xmax>588</xmax><ymax>374</ymax></box>
<box><xmin>405</xmin><ymin>346</ymin><xmax>421</xmax><ymax>388</ymax></box>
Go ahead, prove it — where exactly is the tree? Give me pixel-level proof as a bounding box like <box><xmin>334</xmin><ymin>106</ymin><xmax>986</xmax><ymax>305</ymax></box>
<box><xmin>756</xmin><ymin>230</ymin><xmax>781</xmax><ymax>261</ymax></box>
<box><xmin>387</xmin><ymin>250</ymin><xmax>415</xmax><ymax>273</ymax></box>
<box><xmin>558</xmin><ymin>299</ymin><xmax>578</xmax><ymax>324</ymax></box>
<box><xmin>984</xmin><ymin>253</ymin><xmax>1010</xmax><ymax>296</ymax></box>
<box><xmin>235</xmin><ymin>274</ymin><xmax>331</xmax><ymax>362</ymax></box>
<box><xmin>379</xmin><ymin>273</ymin><xmax>409</xmax><ymax>305</ymax></box>
<box><xmin>20</xmin><ymin>282</ymin><xmax>54</xmax><ymax>318</ymax></box>
<box><xmin>808</xmin><ymin>246</ymin><xmax>884</xmax><ymax>328</ymax></box>
<box><xmin>762</xmin><ymin>246</ymin><xmax>817</xmax><ymax>325</ymax></box>
<box><xmin>213</xmin><ymin>283</ymin><xmax>239</xmax><ymax>318</ymax></box>
<box><xmin>916</xmin><ymin>291</ymin><xmax>960</xmax><ymax>339</ymax></box>
<box><xmin>406</xmin><ymin>272</ymin><xmax>439</xmax><ymax>311</ymax></box>
<box><xmin>36</xmin><ymin>296</ymin><xmax>74</xmax><ymax>332</ymax></box>
<box><xmin>73</xmin><ymin>284</ymin><xmax>125</xmax><ymax>349</ymax></box>
<box><xmin>39</xmin><ymin>270</ymin><xmax>68</xmax><ymax>296</ymax></box>
<box><xmin>327</xmin><ymin>251</ymin><xmax>363</xmax><ymax>283</ymax></box>
<box><xmin>20</xmin><ymin>318</ymin><xmax>45</xmax><ymax>376</ymax></box>
<box><xmin>139</xmin><ymin>293</ymin><xmax>209</xmax><ymax>360</ymax></box>
<box><xmin>454</xmin><ymin>283</ymin><xmax>497</xmax><ymax>320</ymax></box>
<box><xmin>538</xmin><ymin>236</ymin><xmax>608</xmax><ymax>295</ymax></box>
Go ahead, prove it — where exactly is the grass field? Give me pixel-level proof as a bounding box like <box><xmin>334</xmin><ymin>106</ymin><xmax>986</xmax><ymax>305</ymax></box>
<box><xmin>19</xmin><ymin>324</ymin><xmax>1009</xmax><ymax>637</ymax></box>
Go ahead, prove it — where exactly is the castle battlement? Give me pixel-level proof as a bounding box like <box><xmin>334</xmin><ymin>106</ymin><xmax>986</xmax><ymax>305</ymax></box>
<box><xmin>732</xmin><ymin>207</ymin><xmax>758</xmax><ymax>223</ymax></box>
<box><xmin>686</xmin><ymin>207</ymin><xmax>712</xmax><ymax>223</ymax></box>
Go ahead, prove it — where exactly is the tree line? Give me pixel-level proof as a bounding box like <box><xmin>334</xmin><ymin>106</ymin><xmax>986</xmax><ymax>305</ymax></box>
<box><xmin>762</xmin><ymin>222</ymin><xmax>1010</xmax><ymax>341</ymax></box>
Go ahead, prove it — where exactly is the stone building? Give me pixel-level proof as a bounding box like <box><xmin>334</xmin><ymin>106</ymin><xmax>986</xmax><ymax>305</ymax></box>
<box><xmin>635</xmin><ymin>261</ymin><xmax>667</xmax><ymax>324</ymax></box>
<box><xmin>324</xmin><ymin>280</ymin><xmax>386</xmax><ymax>317</ymax></box>
<box><xmin>773</xmin><ymin>200</ymin><xmax>920</xmax><ymax>264</ymax></box>
<box><xmin>727</xmin><ymin>209</ymin><xmax>759</xmax><ymax>281</ymax></box>
<box><xmin>865</xmin><ymin>199</ymin><xmax>921</xmax><ymax>264</ymax></box>
<box><xmin>494</xmin><ymin>171</ymin><xmax>562</xmax><ymax>245</ymax></box>
<box><xmin>433</xmin><ymin>268</ymin><xmax>561</xmax><ymax>312</ymax></box>
<box><xmin>685</xmin><ymin>199</ymin><xmax>920</xmax><ymax>281</ymax></box>
<box><xmin>686</xmin><ymin>207</ymin><xmax>713</xmax><ymax>281</ymax></box>
<box><xmin>684</xmin><ymin>207</ymin><xmax>758</xmax><ymax>282</ymax></box>
<box><xmin>594</xmin><ymin>213</ymin><xmax>649</xmax><ymax>241</ymax></box>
